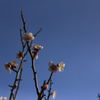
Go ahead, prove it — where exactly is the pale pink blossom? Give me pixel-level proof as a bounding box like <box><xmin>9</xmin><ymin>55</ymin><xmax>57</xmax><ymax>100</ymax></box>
<box><xmin>16</xmin><ymin>51</ymin><xmax>22</xmax><ymax>60</ymax></box>
<box><xmin>48</xmin><ymin>61</ymin><xmax>59</xmax><ymax>73</ymax></box>
<box><xmin>41</xmin><ymin>84</ymin><xmax>48</xmax><ymax>90</ymax></box>
<box><xmin>4</xmin><ymin>63</ymin><xmax>12</xmax><ymax>73</ymax></box>
<box><xmin>23</xmin><ymin>33</ymin><xmax>34</xmax><ymax>42</ymax></box>
<box><xmin>32</xmin><ymin>51</ymin><xmax>38</xmax><ymax>59</ymax></box>
<box><xmin>11</xmin><ymin>61</ymin><xmax>18</xmax><ymax>68</ymax></box>
<box><xmin>31</xmin><ymin>44</ymin><xmax>43</xmax><ymax>51</ymax></box>
<box><xmin>52</xmin><ymin>91</ymin><xmax>57</xmax><ymax>99</ymax></box>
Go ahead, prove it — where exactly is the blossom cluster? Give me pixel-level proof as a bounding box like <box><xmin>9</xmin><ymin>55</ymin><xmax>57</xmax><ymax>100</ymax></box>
<box><xmin>31</xmin><ymin>44</ymin><xmax>43</xmax><ymax>59</ymax></box>
<box><xmin>5</xmin><ymin>61</ymin><xmax>18</xmax><ymax>73</ymax></box>
<box><xmin>4</xmin><ymin>31</ymin><xmax>65</xmax><ymax>100</ymax></box>
<box><xmin>41</xmin><ymin>84</ymin><xmax>56</xmax><ymax>99</ymax></box>
<box><xmin>48</xmin><ymin>61</ymin><xmax>65</xmax><ymax>73</ymax></box>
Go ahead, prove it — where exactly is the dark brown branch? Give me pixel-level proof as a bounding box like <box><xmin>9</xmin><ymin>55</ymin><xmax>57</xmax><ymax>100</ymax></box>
<box><xmin>38</xmin><ymin>72</ymin><xmax>54</xmax><ymax>100</ymax></box>
<box><xmin>46</xmin><ymin>72</ymin><xmax>53</xmax><ymax>84</ymax></box>
<box><xmin>12</xmin><ymin>68</ymin><xmax>18</xmax><ymax>73</ymax></box>
<box><xmin>21</xmin><ymin>11</ymin><xmax>27</xmax><ymax>33</ymax></box>
<box><xmin>12</xmin><ymin>93</ymin><xmax>15</xmax><ymax>100</ymax></box>
<box><xmin>34</xmin><ymin>28</ymin><xmax>42</xmax><ymax>37</ymax></box>
<box><xmin>27</xmin><ymin>42</ymin><xmax>39</xmax><ymax>96</ymax></box>
<box><xmin>38</xmin><ymin>80</ymin><xmax>46</xmax><ymax>100</ymax></box>
<box><xmin>21</xmin><ymin>10</ymin><xmax>40</xmax><ymax>97</ymax></box>
<box><xmin>47</xmin><ymin>80</ymin><xmax>53</xmax><ymax>100</ymax></box>
<box><xmin>15</xmin><ymin>68</ymin><xmax>23</xmax><ymax>98</ymax></box>
<box><xmin>31</xmin><ymin>60</ymin><xmax>39</xmax><ymax>96</ymax></box>
<box><xmin>20</xmin><ymin>29</ymin><xmax>24</xmax><ymax>46</ymax></box>
<box><xmin>9</xmin><ymin>59</ymin><xmax>24</xmax><ymax>100</ymax></box>
<box><xmin>9</xmin><ymin>29</ymin><xmax>28</xmax><ymax>100</ymax></box>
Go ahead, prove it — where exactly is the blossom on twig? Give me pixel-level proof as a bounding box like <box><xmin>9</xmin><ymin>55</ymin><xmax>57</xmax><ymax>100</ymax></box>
<box><xmin>48</xmin><ymin>61</ymin><xmax>65</xmax><ymax>73</ymax></box>
<box><xmin>57</xmin><ymin>62</ymin><xmax>65</xmax><ymax>72</ymax></box>
<box><xmin>32</xmin><ymin>51</ymin><xmax>38</xmax><ymax>59</ymax></box>
<box><xmin>23</xmin><ymin>32</ymin><xmax>34</xmax><ymax>42</ymax></box>
<box><xmin>16</xmin><ymin>51</ymin><xmax>22</xmax><ymax>60</ymax></box>
<box><xmin>31</xmin><ymin>44</ymin><xmax>43</xmax><ymax>51</ymax></box>
<box><xmin>51</xmin><ymin>91</ymin><xmax>56</xmax><ymax>99</ymax></box>
<box><xmin>13</xmin><ymin>84</ymin><xmax>18</xmax><ymax>89</ymax></box>
<box><xmin>41</xmin><ymin>84</ymin><xmax>48</xmax><ymax>90</ymax></box>
<box><xmin>48</xmin><ymin>61</ymin><xmax>59</xmax><ymax>73</ymax></box>
<box><xmin>11</xmin><ymin>84</ymin><xmax>18</xmax><ymax>92</ymax></box>
<box><xmin>4</xmin><ymin>63</ymin><xmax>12</xmax><ymax>73</ymax></box>
<box><xmin>11</xmin><ymin>61</ymin><xmax>18</xmax><ymax>68</ymax></box>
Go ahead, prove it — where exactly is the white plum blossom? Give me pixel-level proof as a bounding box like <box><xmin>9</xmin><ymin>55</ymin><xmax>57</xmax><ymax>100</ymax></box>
<box><xmin>58</xmin><ymin>62</ymin><xmax>65</xmax><ymax>72</ymax></box>
<box><xmin>48</xmin><ymin>61</ymin><xmax>59</xmax><ymax>73</ymax></box>
<box><xmin>31</xmin><ymin>44</ymin><xmax>43</xmax><ymax>51</ymax></box>
<box><xmin>23</xmin><ymin>32</ymin><xmax>34</xmax><ymax>42</ymax></box>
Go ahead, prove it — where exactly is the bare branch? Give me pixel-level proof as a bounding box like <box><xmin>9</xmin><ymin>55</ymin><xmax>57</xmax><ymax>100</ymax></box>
<box><xmin>21</xmin><ymin>11</ymin><xmax>27</xmax><ymax>33</ymax></box>
<box><xmin>34</xmin><ymin>28</ymin><xmax>42</xmax><ymax>37</ymax></box>
<box><xmin>47</xmin><ymin>80</ymin><xmax>53</xmax><ymax>100</ymax></box>
<box><xmin>46</xmin><ymin>72</ymin><xmax>53</xmax><ymax>84</ymax></box>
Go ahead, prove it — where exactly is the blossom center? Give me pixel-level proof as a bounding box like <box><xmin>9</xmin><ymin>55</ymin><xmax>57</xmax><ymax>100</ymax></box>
<box><xmin>37</xmin><ymin>45</ymin><xmax>40</xmax><ymax>48</ymax></box>
<box><xmin>18</xmin><ymin>53</ymin><xmax>22</xmax><ymax>57</ymax></box>
<box><xmin>26</xmin><ymin>35</ymin><xmax>31</xmax><ymax>40</ymax></box>
<box><xmin>51</xmin><ymin>65</ymin><xmax>58</xmax><ymax>70</ymax></box>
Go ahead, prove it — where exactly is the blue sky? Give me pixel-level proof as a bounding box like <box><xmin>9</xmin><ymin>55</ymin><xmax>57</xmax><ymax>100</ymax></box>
<box><xmin>0</xmin><ymin>0</ymin><xmax>100</xmax><ymax>100</ymax></box>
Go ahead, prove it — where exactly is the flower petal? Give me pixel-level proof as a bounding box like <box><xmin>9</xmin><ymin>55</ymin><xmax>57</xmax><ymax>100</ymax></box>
<box><xmin>48</xmin><ymin>61</ymin><xmax>54</xmax><ymax>67</ymax></box>
<box><xmin>5</xmin><ymin>63</ymin><xmax>11</xmax><ymax>73</ymax></box>
<box><xmin>52</xmin><ymin>91</ymin><xmax>57</xmax><ymax>99</ymax></box>
<box><xmin>58</xmin><ymin>62</ymin><xmax>65</xmax><ymax>72</ymax></box>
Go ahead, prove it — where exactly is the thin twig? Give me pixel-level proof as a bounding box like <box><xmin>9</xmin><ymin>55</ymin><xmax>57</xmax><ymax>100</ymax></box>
<box><xmin>34</xmin><ymin>28</ymin><xmax>42</xmax><ymax>37</ymax></box>
<box><xmin>15</xmin><ymin>68</ymin><xmax>23</xmax><ymax>98</ymax></box>
<box><xmin>32</xmin><ymin>59</ymin><xmax>40</xmax><ymax>96</ymax></box>
<box><xmin>27</xmin><ymin>42</ymin><xmax>40</xmax><ymax>96</ymax></box>
<box><xmin>9</xmin><ymin>59</ymin><xmax>24</xmax><ymax>100</ymax></box>
<box><xmin>21</xmin><ymin>10</ymin><xmax>40</xmax><ymax>96</ymax></box>
<box><xmin>9</xmin><ymin>25</ymin><xmax>28</xmax><ymax>100</ymax></box>
<box><xmin>21</xmin><ymin>11</ymin><xmax>27</xmax><ymax>33</ymax></box>
<box><xmin>38</xmin><ymin>80</ymin><xmax>46</xmax><ymax>100</ymax></box>
<box><xmin>46</xmin><ymin>72</ymin><xmax>53</xmax><ymax>84</ymax></box>
<box><xmin>20</xmin><ymin>29</ymin><xmax>24</xmax><ymax>46</ymax></box>
<box><xmin>47</xmin><ymin>80</ymin><xmax>53</xmax><ymax>100</ymax></box>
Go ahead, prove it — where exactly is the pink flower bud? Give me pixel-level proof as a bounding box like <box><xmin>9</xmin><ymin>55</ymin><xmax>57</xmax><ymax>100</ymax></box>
<box><xmin>13</xmin><ymin>84</ymin><xmax>18</xmax><ymax>89</ymax></box>
<box><xmin>41</xmin><ymin>84</ymin><xmax>48</xmax><ymax>90</ymax></box>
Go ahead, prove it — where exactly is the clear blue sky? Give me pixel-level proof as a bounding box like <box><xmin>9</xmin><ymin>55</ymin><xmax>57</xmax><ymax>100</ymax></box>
<box><xmin>0</xmin><ymin>0</ymin><xmax>100</xmax><ymax>100</ymax></box>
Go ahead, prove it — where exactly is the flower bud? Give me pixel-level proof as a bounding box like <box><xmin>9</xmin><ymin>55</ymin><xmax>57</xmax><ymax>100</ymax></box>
<box><xmin>41</xmin><ymin>84</ymin><xmax>48</xmax><ymax>90</ymax></box>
